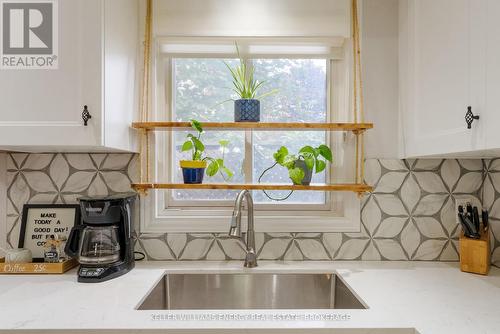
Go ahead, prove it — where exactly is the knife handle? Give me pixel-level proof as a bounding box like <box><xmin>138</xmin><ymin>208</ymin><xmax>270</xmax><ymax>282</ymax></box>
<box><xmin>482</xmin><ymin>209</ymin><xmax>489</xmax><ymax>231</ymax></box>
<box><xmin>466</xmin><ymin>203</ymin><xmax>473</xmax><ymax>215</ymax></box>
<box><xmin>459</xmin><ymin>212</ymin><xmax>480</xmax><ymax>239</ymax></box>
<box><xmin>472</xmin><ymin>206</ymin><xmax>480</xmax><ymax>234</ymax></box>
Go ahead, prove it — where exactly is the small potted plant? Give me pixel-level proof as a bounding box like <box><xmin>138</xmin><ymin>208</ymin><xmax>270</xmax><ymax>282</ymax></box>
<box><xmin>223</xmin><ymin>44</ymin><xmax>277</xmax><ymax>122</ymax></box>
<box><xmin>260</xmin><ymin>145</ymin><xmax>333</xmax><ymax>186</ymax></box>
<box><xmin>180</xmin><ymin>119</ymin><xmax>233</xmax><ymax>184</ymax></box>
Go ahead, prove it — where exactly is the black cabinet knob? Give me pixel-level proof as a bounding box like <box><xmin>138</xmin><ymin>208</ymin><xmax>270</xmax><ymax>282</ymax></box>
<box><xmin>465</xmin><ymin>106</ymin><xmax>479</xmax><ymax>129</ymax></box>
<box><xmin>82</xmin><ymin>105</ymin><xmax>92</xmax><ymax>126</ymax></box>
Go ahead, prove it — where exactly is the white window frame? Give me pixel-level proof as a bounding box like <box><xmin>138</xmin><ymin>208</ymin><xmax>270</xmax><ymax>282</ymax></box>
<box><xmin>164</xmin><ymin>57</ymin><xmax>332</xmax><ymax>211</ymax></box>
<box><xmin>141</xmin><ymin>37</ymin><xmax>360</xmax><ymax>233</ymax></box>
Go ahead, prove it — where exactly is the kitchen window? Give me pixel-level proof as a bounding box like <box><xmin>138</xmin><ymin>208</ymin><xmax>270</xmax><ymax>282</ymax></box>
<box><xmin>143</xmin><ymin>38</ymin><xmax>360</xmax><ymax>233</ymax></box>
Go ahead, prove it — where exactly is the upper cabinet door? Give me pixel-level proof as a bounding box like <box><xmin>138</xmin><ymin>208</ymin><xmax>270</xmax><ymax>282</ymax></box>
<box><xmin>484</xmin><ymin>0</ymin><xmax>500</xmax><ymax>151</ymax></box>
<box><xmin>0</xmin><ymin>0</ymin><xmax>102</xmax><ymax>148</ymax></box>
<box><xmin>400</xmin><ymin>0</ymin><xmax>486</xmax><ymax>157</ymax></box>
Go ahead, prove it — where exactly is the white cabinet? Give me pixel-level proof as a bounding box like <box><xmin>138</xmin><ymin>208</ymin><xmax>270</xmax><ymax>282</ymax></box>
<box><xmin>0</xmin><ymin>0</ymin><xmax>138</xmax><ymax>152</ymax></box>
<box><xmin>484</xmin><ymin>0</ymin><xmax>500</xmax><ymax>152</ymax></box>
<box><xmin>399</xmin><ymin>0</ymin><xmax>487</xmax><ymax>157</ymax></box>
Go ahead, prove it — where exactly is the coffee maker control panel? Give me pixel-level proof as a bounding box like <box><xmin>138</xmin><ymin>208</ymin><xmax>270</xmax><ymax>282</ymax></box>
<box><xmin>79</xmin><ymin>267</ymin><xmax>105</xmax><ymax>277</ymax></box>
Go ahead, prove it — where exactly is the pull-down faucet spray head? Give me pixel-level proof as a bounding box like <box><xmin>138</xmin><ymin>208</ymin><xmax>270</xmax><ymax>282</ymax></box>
<box><xmin>228</xmin><ymin>214</ymin><xmax>242</xmax><ymax>238</ymax></box>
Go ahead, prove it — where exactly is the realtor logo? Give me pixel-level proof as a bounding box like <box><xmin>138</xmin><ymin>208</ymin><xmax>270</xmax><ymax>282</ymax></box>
<box><xmin>1</xmin><ymin>0</ymin><xmax>58</xmax><ymax>69</ymax></box>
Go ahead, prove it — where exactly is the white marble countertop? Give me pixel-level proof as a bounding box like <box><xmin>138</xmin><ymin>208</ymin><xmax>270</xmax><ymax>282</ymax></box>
<box><xmin>0</xmin><ymin>261</ymin><xmax>499</xmax><ymax>334</ymax></box>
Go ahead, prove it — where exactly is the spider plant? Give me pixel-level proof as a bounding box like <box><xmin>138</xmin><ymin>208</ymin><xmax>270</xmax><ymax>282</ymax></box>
<box><xmin>224</xmin><ymin>44</ymin><xmax>278</xmax><ymax>100</ymax></box>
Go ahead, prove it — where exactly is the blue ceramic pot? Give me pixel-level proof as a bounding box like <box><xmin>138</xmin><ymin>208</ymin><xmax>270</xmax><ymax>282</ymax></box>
<box><xmin>234</xmin><ymin>99</ymin><xmax>260</xmax><ymax>122</ymax></box>
<box><xmin>182</xmin><ymin>167</ymin><xmax>205</xmax><ymax>184</ymax></box>
<box><xmin>180</xmin><ymin>161</ymin><xmax>207</xmax><ymax>184</ymax></box>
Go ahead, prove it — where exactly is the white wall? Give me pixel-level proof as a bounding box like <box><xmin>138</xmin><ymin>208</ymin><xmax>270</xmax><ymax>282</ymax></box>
<box><xmin>362</xmin><ymin>0</ymin><xmax>400</xmax><ymax>158</ymax></box>
<box><xmin>154</xmin><ymin>0</ymin><xmax>350</xmax><ymax>37</ymax></box>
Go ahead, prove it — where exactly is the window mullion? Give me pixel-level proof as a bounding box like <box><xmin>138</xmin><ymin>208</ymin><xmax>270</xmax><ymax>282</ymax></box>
<box><xmin>244</xmin><ymin>130</ymin><xmax>253</xmax><ymax>184</ymax></box>
<box><xmin>243</xmin><ymin>58</ymin><xmax>253</xmax><ymax>185</ymax></box>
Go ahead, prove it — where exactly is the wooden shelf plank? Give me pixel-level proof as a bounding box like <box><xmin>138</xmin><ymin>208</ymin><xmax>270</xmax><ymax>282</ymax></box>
<box><xmin>131</xmin><ymin>183</ymin><xmax>373</xmax><ymax>193</ymax></box>
<box><xmin>131</xmin><ymin>121</ymin><xmax>373</xmax><ymax>132</ymax></box>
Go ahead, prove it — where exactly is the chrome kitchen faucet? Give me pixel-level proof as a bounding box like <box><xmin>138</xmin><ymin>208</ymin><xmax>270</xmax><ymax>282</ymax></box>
<box><xmin>228</xmin><ymin>190</ymin><xmax>257</xmax><ymax>268</ymax></box>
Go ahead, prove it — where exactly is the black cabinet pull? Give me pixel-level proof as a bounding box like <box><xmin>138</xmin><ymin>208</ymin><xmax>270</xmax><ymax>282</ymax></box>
<box><xmin>465</xmin><ymin>106</ymin><xmax>479</xmax><ymax>129</ymax></box>
<box><xmin>82</xmin><ymin>105</ymin><xmax>92</xmax><ymax>126</ymax></box>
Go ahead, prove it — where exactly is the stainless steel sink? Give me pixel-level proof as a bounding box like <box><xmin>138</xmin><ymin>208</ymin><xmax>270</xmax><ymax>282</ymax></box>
<box><xmin>137</xmin><ymin>273</ymin><xmax>366</xmax><ymax>310</ymax></box>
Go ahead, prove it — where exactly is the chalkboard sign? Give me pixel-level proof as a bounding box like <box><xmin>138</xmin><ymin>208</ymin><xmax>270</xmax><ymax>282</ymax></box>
<box><xmin>19</xmin><ymin>204</ymin><xmax>80</xmax><ymax>259</ymax></box>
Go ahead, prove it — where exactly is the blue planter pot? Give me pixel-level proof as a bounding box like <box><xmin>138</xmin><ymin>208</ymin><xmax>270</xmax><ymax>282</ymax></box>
<box><xmin>234</xmin><ymin>99</ymin><xmax>260</xmax><ymax>122</ymax></box>
<box><xmin>182</xmin><ymin>167</ymin><xmax>206</xmax><ymax>184</ymax></box>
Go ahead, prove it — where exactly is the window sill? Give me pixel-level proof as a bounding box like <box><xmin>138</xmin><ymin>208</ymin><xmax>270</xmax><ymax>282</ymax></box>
<box><xmin>140</xmin><ymin>192</ymin><xmax>360</xmax><ymax>233</ymax></box>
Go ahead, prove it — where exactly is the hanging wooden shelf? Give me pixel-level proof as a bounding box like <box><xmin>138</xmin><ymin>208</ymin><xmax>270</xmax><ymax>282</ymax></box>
<box><xmin>132</xmin><ymin>121</ymin><xmax>374</xmax><ymax>195</ymax></box>
<box><xmin>131</xmin><ymin>182</ymin><xmax>373</xmax><ymax>194</ymax></box>
<box><xmin>134</xmin><ymin>0</ymin><xmax>370</xmax><ymax>198</ymax></box>
<box><xmin>132</xmin><ymin>121</ymin><xmax>373</xmax><ymax>133</ymax></box>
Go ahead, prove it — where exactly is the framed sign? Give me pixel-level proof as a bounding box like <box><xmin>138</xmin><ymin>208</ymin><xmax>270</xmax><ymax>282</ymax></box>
<box><xmin>19</xmin><ymin>204</ymin><xmax>80</xmax><ymax>259</ymax></box>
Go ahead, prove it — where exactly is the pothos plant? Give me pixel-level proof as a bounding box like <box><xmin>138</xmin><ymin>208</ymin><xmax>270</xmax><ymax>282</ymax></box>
<box><xmin>271</xmin><ymin>144</ymin><xmax>333</xmax><ymax>185</ymax></box>
<box><xmin>181</xmin><ymin>119</ymin><xmax>234</xmax><ymax>180</ymax></box>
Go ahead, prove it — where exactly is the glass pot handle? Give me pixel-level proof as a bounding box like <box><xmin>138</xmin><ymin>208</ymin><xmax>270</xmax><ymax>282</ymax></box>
<box><xmin>64</xmin><ymin>225</ymin><xmax>86</xmax><ymax>258</ymax></box>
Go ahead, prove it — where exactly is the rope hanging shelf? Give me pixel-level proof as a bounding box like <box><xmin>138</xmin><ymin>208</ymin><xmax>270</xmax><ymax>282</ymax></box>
<box><xmin>132</xmin><ymin>122</ymin><xmax>373</xmax><ymax>132</ymax></box>
<box><xmin>131</xmin><ymin>183</ymin><xmax>373</xmax><ymax>193</ymax></box>
<box><xmin>134</xmin><ymin>0</ymin><xmax>372</xmax><ymax>197</ymax></box>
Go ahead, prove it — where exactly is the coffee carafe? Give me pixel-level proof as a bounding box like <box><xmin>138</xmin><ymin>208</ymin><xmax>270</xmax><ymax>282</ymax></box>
<box><xmin>65</xmin><ymin>193</ymin><xmax>137</xmax><ymax>283</ymax></box>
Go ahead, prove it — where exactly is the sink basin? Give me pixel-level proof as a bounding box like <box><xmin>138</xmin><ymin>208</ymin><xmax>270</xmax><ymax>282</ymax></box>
<box><xmin>138</xmin><ymin>273</ymin><xmax>366</xmax><ymax>310</ymax></box>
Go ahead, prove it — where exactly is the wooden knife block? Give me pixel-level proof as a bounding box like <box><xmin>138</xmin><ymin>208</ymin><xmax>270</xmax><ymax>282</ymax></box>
<box><xmin>459</xmin><ymin>229</ymin><xmax>490</xmax><ymax>275</ymax></box>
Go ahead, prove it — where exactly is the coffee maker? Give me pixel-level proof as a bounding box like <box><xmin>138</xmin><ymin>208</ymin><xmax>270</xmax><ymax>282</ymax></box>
<box><xmin>65</xmin><ymin>193</ymin><xmax>137</xmax><ymax>283</ymax></box>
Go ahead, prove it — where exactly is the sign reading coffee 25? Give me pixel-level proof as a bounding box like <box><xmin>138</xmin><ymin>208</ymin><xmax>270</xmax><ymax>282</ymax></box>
<box><xmin>0</xmin><ymin>0</ymin><xmax>58</xmax><ymax>69</ymax></box>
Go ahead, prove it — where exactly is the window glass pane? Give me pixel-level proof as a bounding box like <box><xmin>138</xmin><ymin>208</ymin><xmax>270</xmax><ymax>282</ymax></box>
<box><xmin>172</xmin><ymin>58</ymin><xmax>244</xmax><ymax>201</ymax></box>
<box><xmin>173</xmin><ymin>58</ymin><xmax>238</xmax><ymax>122</ymax></box>
<box><xmin>252</xmin><ymin>59</ymin><xmax>327</xmax><ymax>122</ymax></box>
<box><xmin>170</xmin><ymin>58</ymin><xmax>329</xmax><ymax>205</ymax></box>
<box><xmin>252</xmin><ymin>59</ymin><xmax>328</xmax><ymax>204</ymax></box>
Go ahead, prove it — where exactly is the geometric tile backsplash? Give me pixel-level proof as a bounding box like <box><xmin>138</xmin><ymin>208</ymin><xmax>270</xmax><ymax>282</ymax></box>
<box><xmin>6</xmin><ymin>153</ymin><xmax>137</xmax><ymax>248</ymax></box>
<box><xmin>481</xmin><ymin>160</ymin><xmax>500</xmax><ymax>266</ymax></box>
<box><xmin>3</xmin><ymin>153</ymin><xmax>500</xmax><ymax>266</ymax></box>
